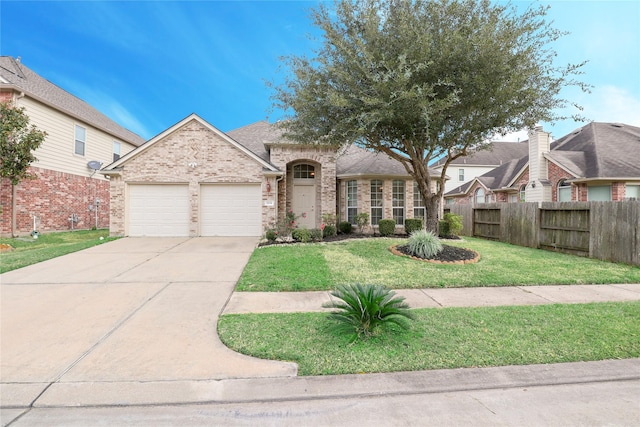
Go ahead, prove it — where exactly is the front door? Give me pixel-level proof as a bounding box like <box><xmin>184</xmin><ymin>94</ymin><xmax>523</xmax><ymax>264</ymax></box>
<box><xmin>293</xmin><ymin>184</ymin><xmax>315</xmax><ymax>229</ymax></box>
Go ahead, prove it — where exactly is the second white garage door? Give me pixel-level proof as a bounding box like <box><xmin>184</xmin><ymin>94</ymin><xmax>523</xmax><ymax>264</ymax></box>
<box><xmin>128</xmin><ymin>184</ymin><xmax>190</xmax><ymax>236</ymax></box>
<box><xmin>200</xmin><ymin>184</ymin><xmax>262</xmax><ymax>236</ymax></box>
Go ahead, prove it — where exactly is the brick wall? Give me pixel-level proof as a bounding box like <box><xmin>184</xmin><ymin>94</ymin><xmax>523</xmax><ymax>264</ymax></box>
<box><xmin>611</xmin><ymin>182</ymin><xmax>626</xmax><ymax>201</ymax></box>
<box><xmin>548</xmin><ymin>162</ymin><xmax>576</xmax><ymax>201</ymax></box>
<box><xmin>269</xmin><ymin>144</ymin><xmax>337</xmax><ymax>226</ymax></box>
<box><xmin>1</xmin><ymin>166</ymin><xmax>110</xmax><ymax>236</ymax></box>
<box><xmin>108</xmin><ymin>119</ymin><xmax>274</xmax><ymax>236</ymax></box>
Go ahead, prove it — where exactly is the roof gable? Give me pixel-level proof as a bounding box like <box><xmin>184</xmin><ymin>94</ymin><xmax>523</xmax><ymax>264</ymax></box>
<box><xmin>102</xmin><ymin>114</ymin><xmax>279</xmax><ymax>172</ymax></box>
<box><xmin>0</xmin><ymin>56</ymin><xmax>144</xmax><ymax>146</ymax></box>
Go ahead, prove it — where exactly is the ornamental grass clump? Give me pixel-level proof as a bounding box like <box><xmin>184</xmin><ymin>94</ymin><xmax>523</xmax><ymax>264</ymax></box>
<box><xmin>407</xmin><ymin>230</ymin><xmax>443</xmax><ymax>259</ymax></box>
<box><xmin>323</xmin><ymin>284</ymin><xmax>414</xmax><ymax>340</ymax></box>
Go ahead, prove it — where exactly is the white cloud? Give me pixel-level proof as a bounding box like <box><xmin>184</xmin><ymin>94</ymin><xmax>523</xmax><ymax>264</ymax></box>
<box><xmin>582</xmin><ymin>85</ymin><xmax>640</xmax><ymax>127</ymax></box>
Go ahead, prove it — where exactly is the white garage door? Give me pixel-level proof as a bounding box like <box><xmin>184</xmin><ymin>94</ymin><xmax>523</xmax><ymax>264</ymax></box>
<box><xmin>128</xmin><ymin>184</ymin><xmax>190</xmax><ymax>236</ymax></box>
<box><xmin>201</xmin><ymin>184</ymin><xmax>261</xmax><ymax>236</ymax></box>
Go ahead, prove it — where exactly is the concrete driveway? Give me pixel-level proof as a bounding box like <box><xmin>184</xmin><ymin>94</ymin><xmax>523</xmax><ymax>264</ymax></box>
<box><xmin>0</xmin><ymin>237</ymin><xmax>297</xmax><ymax>409</ymax></box>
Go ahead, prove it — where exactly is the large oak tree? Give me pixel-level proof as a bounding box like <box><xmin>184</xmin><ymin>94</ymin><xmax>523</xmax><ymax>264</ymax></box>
<box><xmin>271</xmin><ymin>0</ymin><xmax>588</xmax><ymax>232</ymax></box>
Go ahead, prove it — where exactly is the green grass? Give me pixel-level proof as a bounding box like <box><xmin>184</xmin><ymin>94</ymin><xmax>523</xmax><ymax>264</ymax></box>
<box><xmin>218</xmin><ymin>301</ymin><xmax>640</xmax><ymax>376</ymax></box>
<box><xmin>237</xmin><ymin>237</ymin><xmax>640</xmax><ymax>291</ymax></box>
<box><xmin>0</xmin><ymin>229</ymin><xmax>117</xmax><ymax>273</ymax></box>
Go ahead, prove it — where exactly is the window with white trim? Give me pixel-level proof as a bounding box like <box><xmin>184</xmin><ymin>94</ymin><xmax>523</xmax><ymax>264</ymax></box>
<box><xmin>392</xmin><ymin>180</ymin><xmax>405</xmax><ymax>225</ymax></box>
<box><xmin>458</xmin><ymin>168</ymin><xmax>464</xmax><ymax>181</ymax></box>
<box><xmin>293</xmin><ymin>164</ymin><xmax>315</xmax><ymax>179</ymax></box>
<box><xmin>75</xmin><ymin>125</ymin><xmax>86</xmax><ymax>156</ymax></box>
<box><xmin>346</xmin><ymin>180</ymin><xmax>358</xmax><ymax>224</ymax></box>
<box><xmin>588</xmin><ymin>185</ymin><xmax>611</xmax><ymax>201</ymax></box>
<box><xmin>625</xmin><ymin>185</ymin><xmax>640</xmax><ymax>200</ymax></box>
<box><xmin>519</xmin><ymin>184</ymin><xmax>526</xmax><ymax>202</ymax></box>
<box><xmin>370</xmin><ymin>180</ymin><xmax>383</xmax><ymax>226</ymax></box>
<box><xmin>557</xmin><ymin>179</ymin><xmax>571</xmax><ymax>202</ymax></box>
<box><xmin>113</xmin><ymin>141</ymin><xmax>121</xmax><ymax>162</ymax></box>
<box><xmin>475</xmin><ymin>188</ymin><xmax>485</xmax><ymax>204</ymax></box>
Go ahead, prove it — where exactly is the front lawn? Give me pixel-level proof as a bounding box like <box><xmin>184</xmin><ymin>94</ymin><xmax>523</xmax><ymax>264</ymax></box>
<box><xmin>237</xmin><ymin>237</ymin><xmax>640</xmax><ymax>291</ymax></box>
<box><xmin>218</xmin><ymin>301</ymin><xmax>640</xmax><ymax>376</ymax></box>
<box><xmin>0</xmin><ymin>229</ymin><xmax>117</xmax><ymax>273</ymax></box>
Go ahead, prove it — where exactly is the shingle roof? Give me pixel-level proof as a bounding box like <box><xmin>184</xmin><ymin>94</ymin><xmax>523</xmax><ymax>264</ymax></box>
<box><xmin>226</xmin><ymin>121</ymin><xmax>281</xmax><ymax>163</ymax></box>
<box><xmin>0</xmin><ymin>56</ymin><xmax>144</xmax><ymax>146</ymax></box>
<box><xmin>446</xmin><ymin>155</ymin><xmax>529</xmax><ymax>196</ymax></box>
<box><xmin>227</xmin><ymin>122</ymin><xmax>440</xmax><ymax>178</ymax></box>
<box><xmin>547</xmin><ymin>122</ymin><xmax>640</xmax><ymax>178</ymax></box>
<box><xmin>445</xmin><ymin>122</ymin><xmax>640</xmax><ymax>196</ymax></box>
<box><xmin>430</xmin><ymin>141</ymin><xmax>529</xmax><ymax>167</ymax></box>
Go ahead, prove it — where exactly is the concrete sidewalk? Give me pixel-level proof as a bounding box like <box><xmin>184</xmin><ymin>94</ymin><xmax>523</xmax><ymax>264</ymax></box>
<box><xmin>223</xmin><ymin>283</ymin><xmax>640</xmax><ymax>314</ymax></box>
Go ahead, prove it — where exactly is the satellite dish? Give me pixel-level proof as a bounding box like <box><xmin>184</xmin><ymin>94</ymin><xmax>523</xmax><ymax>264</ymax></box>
<box><xmin>87</xmin><ymin>161</ymin><xmax>102</xmax><ymax>170</ymax></box>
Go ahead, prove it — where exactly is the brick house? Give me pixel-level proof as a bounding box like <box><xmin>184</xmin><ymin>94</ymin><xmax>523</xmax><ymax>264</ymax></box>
<box><xmin>0</xmin><ymin>56</ymin><xmax>144</xmax><ymax>236</ymax></box>
<box><xmin>444</xmin><ymin>123</ymin><xmax>640</xmax><ymax>205</ymax></box>
<box><xmin>102</xmin><ymin>114</ymin><xmax>443</xmax><ymax>237</ymax></box>
<box><xmin>430</xmin><ymin>141</ymin><xmax>529</xmax><ymax>194</ymax></box>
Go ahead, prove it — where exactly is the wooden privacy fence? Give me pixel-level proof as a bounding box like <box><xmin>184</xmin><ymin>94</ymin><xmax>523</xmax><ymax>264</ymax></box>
<box><xmin>444</xmin><ymin>201</ymin><xmax>640</xmax><ymax>266</ymax></box>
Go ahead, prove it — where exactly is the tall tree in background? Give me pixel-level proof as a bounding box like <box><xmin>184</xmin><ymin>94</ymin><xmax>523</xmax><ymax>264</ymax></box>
<box><xmin>1</xmin><ymin>102</ymin><xmax>47</xmax><ymax>235</ymax></box>
<box><xmin>271</xmin><ymin>0</ymin><xmax>588</xmax><ymax>232</ymax></box>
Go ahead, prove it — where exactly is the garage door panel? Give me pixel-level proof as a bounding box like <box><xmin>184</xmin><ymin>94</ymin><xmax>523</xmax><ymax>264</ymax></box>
<box><xmin>128</xmin><ymin>185</ymin><xmax>190</xmax><ymax>237</ymax></box>
<box><xmin>201</xmin><ymin>184</ymin><xmax>261</xmax><ymax>236</ymax></box>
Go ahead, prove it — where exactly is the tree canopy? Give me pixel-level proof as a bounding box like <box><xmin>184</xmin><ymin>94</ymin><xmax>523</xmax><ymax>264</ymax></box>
<box><xmin>271</xmin><ymin>0</ymin><xmax>588</xmax><ymax>231</ymax></box>
<box><xmin>1</xmin><ymin>102</ymin><xmax>47</xmax><ymax>185</ymax></box>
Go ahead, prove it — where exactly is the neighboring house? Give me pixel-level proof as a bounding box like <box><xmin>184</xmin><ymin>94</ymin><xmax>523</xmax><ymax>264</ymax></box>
<box><xmin>431</xmin><ymin>141</ymin><xmax>529</xmax><ymax>193</ymax></box>
<box><xmin>445</xmin><ymin>123</ymin><xmax>640</xmax><ymax>205</ymax></box>
<box><xmin>102</xmin><ymin>114</ymin><xmax>442</xmax><ymax>237</ymax></box>
<box><xmin>0</xmin><ymin>56</ymin><xmax>144</xmax><ymax>236</ymax></box>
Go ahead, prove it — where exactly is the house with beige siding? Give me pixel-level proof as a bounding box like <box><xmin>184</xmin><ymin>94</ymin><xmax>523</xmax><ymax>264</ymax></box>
<box><xmin>102</xmin><ymin>115</ymin><xmax>443</xmax><ymax>237</ymax></box>
<box><xmin>0</xmin><ymin>56</ymin><xmax>144</xmax><ymax>236</ymax></box>
<box><xmin>444</xmin><ymin>123</ymin><xmax>640</xmax><ymax>205</ymax></box>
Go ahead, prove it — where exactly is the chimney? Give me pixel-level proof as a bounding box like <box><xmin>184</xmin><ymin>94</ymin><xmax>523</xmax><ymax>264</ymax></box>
<box><xmin>526</xmin><ymin>125</ymin><xmax>551</xmax><ymax>203</ymax></box>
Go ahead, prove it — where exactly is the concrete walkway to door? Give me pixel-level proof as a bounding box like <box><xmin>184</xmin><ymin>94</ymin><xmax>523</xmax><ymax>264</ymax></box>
<box><xmin>0</xmin><ymin>237</ymin><xmax>297</xmax><ymax>409</ymax></box>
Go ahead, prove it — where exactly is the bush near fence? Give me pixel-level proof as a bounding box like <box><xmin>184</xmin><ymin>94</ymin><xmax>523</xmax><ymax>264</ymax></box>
<box><xmin>444</xmin><ymin>201</ymin><xmax>640</xmax><ymax>266</ymax></box>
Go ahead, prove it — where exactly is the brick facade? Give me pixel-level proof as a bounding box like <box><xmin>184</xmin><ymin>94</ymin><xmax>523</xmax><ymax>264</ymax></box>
<box><xmin>269</xmin><ymin>144</ymin><xmax>337</xmax><ymax>227</ymax></box>
<box><xmin>1</xmin><ymin>167</ymin><xmax>110</xmax><ymax>236</ymax></box>
<box><xmin>108</xmin><ymin>118</ymin><xmax>275</xmax><ymax>236</ymax></box>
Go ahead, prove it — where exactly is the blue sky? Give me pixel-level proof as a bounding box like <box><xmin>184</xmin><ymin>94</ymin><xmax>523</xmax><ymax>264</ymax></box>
<box><xmin>1</xmin><ymin>1</ymin><xmax>639</xmax><ymax>142</ymax></box>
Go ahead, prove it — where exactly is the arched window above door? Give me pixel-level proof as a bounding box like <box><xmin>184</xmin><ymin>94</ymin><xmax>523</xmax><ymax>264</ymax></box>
<box><xmin>293</xmin><ymin>164</ymin><xmax>315</xmax><ymax>179</ymax></box>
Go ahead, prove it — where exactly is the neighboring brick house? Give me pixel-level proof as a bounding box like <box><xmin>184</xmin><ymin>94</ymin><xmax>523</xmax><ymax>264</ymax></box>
<box><xmin>430</xmin><ymin>141</ymin><xmax>529</xmax><ymax>193</ymax></box>
<box><xmin>0</xmin><ymin>56</ymin><xmax>144</xmax><ymax>236</ymax></box>
<box><xmin>445</xmin><ymin>123</ymin><xmax>640</xmax><ymax>205</ymax></box>
<box><xmin>102</xmin><ymin>114</ymin><xmax>443</xmax><ymax>237</ymax></box>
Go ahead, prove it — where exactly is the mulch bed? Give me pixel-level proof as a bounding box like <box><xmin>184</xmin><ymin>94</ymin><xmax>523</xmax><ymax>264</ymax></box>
<box><xmin>391</xmin><ymin>244</ymin><xmax>480</xmax><ymax>264</ymax></box>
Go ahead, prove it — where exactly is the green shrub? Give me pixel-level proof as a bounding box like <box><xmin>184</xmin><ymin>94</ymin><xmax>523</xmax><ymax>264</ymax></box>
<box><xmin>378</xmin><ymin>219</ymin><xmax>396</xmax><ymax>236</ymax></box>
<box><xmin>265</xmin><ymin>229</ymin><xmax>277</xmax><ymax>242</ymax></box>
<box><xmin>355</xmin><ymin>212</ymin><xmax>370</xmax><ymax>234</ymax></box>
<box><xmin>404</xmin><ymin>218</ymin><xmax>423</xmax><ymax>235</ymax></box>
<box><xmin>339</xmin><ymin>221</ymin><xmax>353</xmax><ymax>234</ymax></box>
<box><xmin>322</xmin><ymin>213</ymin><xmax>338</xmax><ymax>227</ymax></box>
<box><xmin>438</xmin><ymin>220</ymin><xmax>451</xmax><ymax>237</ymax></box>
<box><xmin>323</xmin><ymin>284</ymin><xmax>414</xmax><ymax>340</ymax></box>
<box><xmin>323</xmin><ymin>224</ymin><xmax>337</xmax><ymax>237</ymax></box>
<box><xmin>309</xmin><ymin>228</ymin><xmax>323</xmax><ymax>242</ymax></box>
<box><xmin>407</xmin><ymin>229</ymin><xmax>443</xmax><ymax>258</ymax></box>
<box><xmin>292</xmin><ymin>228</ymin><xmax>311</xmax><ymax>243</ymax></box>
<box><xmin>442</xmin><ymin>213</ymin><xmax>463</xmax><ymax>236</ymax></box>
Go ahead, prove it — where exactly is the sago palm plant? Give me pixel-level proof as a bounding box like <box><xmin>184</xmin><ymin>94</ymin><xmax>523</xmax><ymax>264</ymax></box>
<box><xmin>323</xmin><ymin>284</ymin><xmax>414</xmax><ymax>340</ymax></box>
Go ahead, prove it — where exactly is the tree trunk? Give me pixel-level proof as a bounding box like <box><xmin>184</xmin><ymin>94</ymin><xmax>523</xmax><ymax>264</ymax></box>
<box><xmin>424</xmin><ymin>194</ymin><xmax>440</xmax><ymax>235</ymax></box>
<box><xmin>11</xmin><ymin>183</ymin><xmax>17</xmax><ymax>237</ymax></box>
